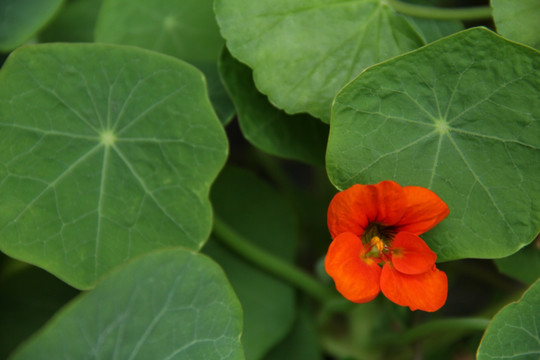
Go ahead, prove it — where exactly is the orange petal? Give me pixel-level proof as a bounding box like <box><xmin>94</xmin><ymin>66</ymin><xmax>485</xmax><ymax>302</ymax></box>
<box><xmin>325</xmin><ymin>232</ymin><xmax>381</xmax><ymax>303</ymax></box>
<box><xmin>327</xmin><ymin>181</ymin><xmax>407</xmax><ymax>239</ymax></box>
<box><xmin>391</xmin><ymin>232</ymin><xmax>436</xmax><ymax>275</ymax></box>
<box><xmin>396</xmin><ymin>186</ymin><xmax>449</xmax><ymax>235</ymax></box>
<box><xmin>380</xmin><ymin>264</ymin><xmax>447</xmax><ymax>312</ymax></box>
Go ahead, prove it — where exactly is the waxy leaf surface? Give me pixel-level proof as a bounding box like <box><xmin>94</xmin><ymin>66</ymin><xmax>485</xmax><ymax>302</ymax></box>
<box><xmin>215</xmin><ymin>0</ymin><xmax>425</xmax><ymax>122</ymax></box>
<box><xmin>0</xmin><ymin>0</ymin><xmax>63</xmax><ymax>51</ymax></box>
<box><xmin>492</xmin><ymin>0</ymin><xmax>540</xmax><ymax>49</ymax></box>
<box><xmin>327</xmin><ymin>28</ymin><xmax>540</xmax><ymax>261</ymax></box>
<box><xmin>219</xmin><ymin>49</ymin><xmax>328</xmax><ymax>166</ymax></box>
<box><xmin>477</xmin><ymin>280</ymin><xmax>540</xmax><ymax>360</ymax></box>
<box><xmin>0</xmin><ymin>44</ymin><xmax>227</xmax><ymax>289</ymax></box>
<box><xmin>10</xmin><ymin>249</ymin><xmax>244</xmax><ymax>360</ymax></box>
<box><xmin>205</xmin><ymin>167</ymin><xmax>296</xmax><ymax>360</ymax></box>
<box><xmin>95</xmin><ymin>0</ymin><xmax>234</xmax><ymax>122</ymax></box>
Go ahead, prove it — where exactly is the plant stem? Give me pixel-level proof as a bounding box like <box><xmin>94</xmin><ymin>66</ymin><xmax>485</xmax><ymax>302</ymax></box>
<box><xmin>212</xmin><ymin>216</ymin><xmax>337</xmax><ymax>303</ymax></box>
<box><xmin>377</xmin><ymin>317</ymin><xmax>490</xmax><ymax>346</ymax></box>
<box><xmin>386</xmin><ymin>0</ymin><xmax>492</xmax><ymax>21</ymax></box>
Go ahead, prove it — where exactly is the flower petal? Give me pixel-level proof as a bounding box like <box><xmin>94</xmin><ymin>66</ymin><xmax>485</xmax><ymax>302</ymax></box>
<box><xmin>380</xmin><ymin>264</ymin><xmax>448</xmax><ymax>312</ymax></box>
<box><xmin>325</xmin><ymin>232</ymin><xmax>381</xmax><ymax>303</ymax></box>
<box><xmin>396</xmin><ymin>186</ymin><xmax>449</xmax><ymax>235</ymax></box>
<box><xmin>327</xmin><ymin>181</ymin><xmax>407</xmax><ymax>239</ymax></box>
<box><xmin>391</xmin><ymin>232</ymin><xmax>436</xmax><ymax>275</ymax></box>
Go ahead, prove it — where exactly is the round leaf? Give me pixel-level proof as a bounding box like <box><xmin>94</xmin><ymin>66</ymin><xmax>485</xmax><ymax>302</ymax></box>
<box><xmin>477</xmin><ymin>279</ymin><xmax>540</xmax><ymax>360</ymax></box>
<box><xmin>95</xmin><ymin>0</ymin><xmax>234</xmax><ymax>123</ymax></box>
<box><xmin>219</xmin><ymin>49</ymin><xmax>328</xmax><ymax>166</ymax></box>
<box><xmin>492</xmin><ymin>0</ymin><xmax>540</xmax><ymax>49</ymax></box>
<box><xmin>205</xmin><ymin>166</ymin><xmax>297</xmax><ymax>360</ymax></box>
<box><xmin>327</xmin><ymin>27</ymin><xmax>540</xmax><ymax>261</ymax></box>
<box><xmin>9</xmin><ymin>249</ymin><xmax>244</xmax><ymax>360</ymax></box>
<box><xmin>215</xmin><ymin>0</ymin><xmax>424</xmax><ymax>122</ymax></box>
<box><xmin>0</xmin><ymin>0</ymin><xmax>63</xmax><ymax>52</ymax></box>
<box><xmin>0</xmin><ymin>44</ymin><xmax>228</xmax><ymax>289</ymax></box>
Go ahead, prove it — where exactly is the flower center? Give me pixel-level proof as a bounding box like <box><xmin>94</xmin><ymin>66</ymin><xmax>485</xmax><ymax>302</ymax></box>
<box><xmin>361</xmin><ymin>223</ymin><xmax>396</xmax><ymax>246</ymax></box>
<box><xmin>361</xmin><ymin>223</ymin><xmax>396</xmax><ymax>261</ymax></box>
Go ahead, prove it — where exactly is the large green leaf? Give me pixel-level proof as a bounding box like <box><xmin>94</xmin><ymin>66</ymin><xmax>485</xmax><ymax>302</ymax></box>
<box><xmin>0</xmin><ymin>0</ymin><xmax>63</xmax><ymax>52</ymax></box>
<box><xmin>204</xmin><ymin>166</ymin><xmax>297</xmax><ymax>360</ymax></box>
<box><xmin>327</xmin><ymin>27</ymin><xmax>540</xmax><ymax>261</ymax></box>
<box><xmin>219</xmin><ymin>49</ymin><xmax>328</xmax><ymax>166</ymax></box>
<box><xmin>492</xmin><ymin>0</ymin><xmax>540</xmax><ymax>49</ymax></box>
<box><xmin>215</xmin><ymin>0</ymin><xmax>425</xmax><ymax>122</ymax></box>
<box><xmin>477</xmin><ymin>280</ymin><xmax>540</xmax><ymax>360</ymax></box>
<box><xmin>95</xmin><ymin>0</ymin><xmax>234</xmax><ymax>123</ymax></box>
<box><xmin>0</xmin><ymin>44</ymin><xmax>227</xmax><ymax>289</ymax></box>
<box><xmin>10</xmin><ymin>249</ymin><xmax>244</xmax><ymax>360</ymax></box>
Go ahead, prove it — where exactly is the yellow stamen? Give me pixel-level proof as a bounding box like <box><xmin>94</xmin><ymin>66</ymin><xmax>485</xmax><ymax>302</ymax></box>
<box><xmin>371</xmin><ymin>236</ymin><xmax>385</xmax><ymax>253</ymax></box>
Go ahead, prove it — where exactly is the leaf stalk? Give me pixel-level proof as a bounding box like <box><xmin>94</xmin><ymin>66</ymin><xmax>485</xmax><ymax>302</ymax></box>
<box><xmin>212</xmin><ymin>216</ymin><xmax>337</xmax><ymax>303</ymax></box>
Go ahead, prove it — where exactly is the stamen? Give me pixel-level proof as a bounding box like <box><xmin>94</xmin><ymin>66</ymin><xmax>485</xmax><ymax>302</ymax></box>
<box><xmin>371</xmin><ymin>236</ymin><xmax>385</xmax><ymax>253</ymax></box>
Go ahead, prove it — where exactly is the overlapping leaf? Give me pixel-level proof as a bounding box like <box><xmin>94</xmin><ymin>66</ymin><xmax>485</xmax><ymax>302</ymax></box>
<box><xmin>215</xmin><ymin>0</ymin><xmax>426</xmax><ymax>122</ymax></box>
<box><xmin>10</xmin><ymin>249</ymin><xmax>244</xmax><ymax>360</ymax></box>
<box><xmin>205</xmin><ymin>166</ymin><xmax>297</xmax><ymax>360</ymax></box>
<box><xmin>327</xmin><ymin>28</ymin><xmax>540</xmax><ymax>261</ymax></box>
<box><xmin>0</xmin><ymin>0</ymin><xmax>63</xmax><ymax>52</ymax></box>
<box><xmin>219</xmin><ymin>49</ymin><xmax>328</xmax><ymax>166</ymax></box>
<box><xmin>477</xmin><ymin>280</ymin><xmax>540</xmax><ymax>360</ymax></box>
<box><xmin>492</xmin><ymin>0</ymin><xmax>540</xmax><ymax>49</ymax></box>
<box><xmin>95</xmin><ymin>0</ymin><xmax>234</xmax><ymax>122</ymax></box>
<box><xmin>40</xmin><ymin>0</ymin><xmax>103</xmax><ymax>43</ymax></box>
<box><xmin>0</xmin><ymin>44</ymin><xmax>227</xmax><ymax>289</ymax></box>
<box><xmin>495</xmin><ymin>240</ymin><xmax>540</xmax><ymax>285</ymax></box>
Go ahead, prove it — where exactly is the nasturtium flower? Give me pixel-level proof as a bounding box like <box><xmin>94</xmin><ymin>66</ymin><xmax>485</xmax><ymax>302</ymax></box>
<box><xmin>325</xmin><ymin>181</ymin><xmax>449</xmax><ymax>312</ymax></box>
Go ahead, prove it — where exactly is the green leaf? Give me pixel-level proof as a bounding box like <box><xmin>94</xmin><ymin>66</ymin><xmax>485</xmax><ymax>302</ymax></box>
<box><xmin>95</xmin><ymin>0</ymin><xmax>234</xmax><ymax>123</ymax></box>
<box><xmin>215</xmin><ymin>0</ymin><xmax>425</xmax><ymax>122</ymax></box>
<box><xmin>0</xmin><ymin>0</ymin><xmax>64</xmax><ymax>52</ymax></box>
<box><xmin>204</xmin><ymin>166</ymin><xmax>297</xmax><ymax>360</ymax></box>
<box><xmin>492</xmin><ymin>0</ymin><xmax>540</xmax><ymax>49</ymax></box>
<box><xmin>0</xmin><ymin>263</ymin><xmax>78</xmax><ymax>359</ymax></box>
<box><xmin>327</xmin><ymin>27</ymin><xmax>540</xmax><ymax>261</ymax></box>
<box><xmin>477</xmin><ymin>279</ymin><xmax>540</xmax><ymax>360</ymax></box>
<box><xmin>40</xmin><ymin>0</ymin><xmax>103</xmax><ymax>43</ymax></box>
<box><xmin>9</xmin><ymin>249</ymin><xmax>244</xmax><ymax>360</ymax></box>
<box><xmin>219</xmin><ymin>48</ymin><xmax>328</xmax><ymax>166</ymax></box>
<box><xmin>0</xmin><ymin>44</ymin><xmax>228</xmax><ymax>289</ymax></box>
<box><xmin>495</xmin><ymin>239</ymin><xmax>540</xmax><ymax>286</ymax></box>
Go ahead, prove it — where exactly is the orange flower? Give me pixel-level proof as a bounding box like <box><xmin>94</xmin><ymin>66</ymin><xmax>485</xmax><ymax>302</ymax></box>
<box><xmin>325</xmin><ymin>181</ymin><xmax>449</xmax><ymax>312</ymax></box>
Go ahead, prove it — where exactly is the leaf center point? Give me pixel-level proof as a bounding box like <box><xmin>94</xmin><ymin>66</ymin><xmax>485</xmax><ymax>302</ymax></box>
<box><xmin>434</xmin><ymin>118</ymin><xmax>449</xmax><ymax>134</ymax></box>
<box><xmin>100</xmin><ymin>130</ymin><xmax>116</xmax><ymax>146</ymax></box>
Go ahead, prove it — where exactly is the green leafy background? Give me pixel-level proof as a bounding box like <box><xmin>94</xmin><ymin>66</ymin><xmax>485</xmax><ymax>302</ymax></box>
<box><xmin>205</xmin><ymin>166</ymin><xmax>297</xmax><ymax>360</ymax></box>
<box><xmin>218</xmin><ymin>49</ymin><xmax>328</xmax><ymax>166</ymax></box>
